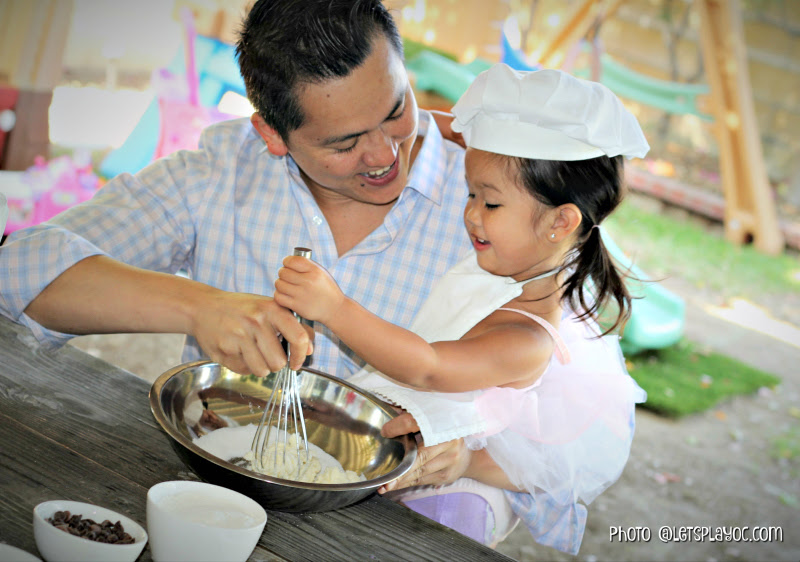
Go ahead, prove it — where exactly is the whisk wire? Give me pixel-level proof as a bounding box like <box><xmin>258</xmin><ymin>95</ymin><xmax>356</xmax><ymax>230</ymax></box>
<box><xmin>250</xmin><ymin>247</ymin><xmax>313</xmax><ymax>479</ymax></box>
<box><xmin>252</xmin><ymin>369</ymin><xmax>280</xmax><ymax>472</ymax></box>
<box><xmin>292</xmin><ymin>369</ymin><xmax>309</xmax><ymax>460</ymax></box>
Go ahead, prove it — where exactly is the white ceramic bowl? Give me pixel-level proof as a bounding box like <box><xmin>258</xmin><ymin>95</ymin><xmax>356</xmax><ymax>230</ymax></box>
<box><xmin>146</xmin><ymin>480</ymin><xmax>267</xmax><ymax>562</ymax></box>
<box><xmin>32</xmin><ymin>500</ymin><xmax>147</xmax><ymax>562</ymax></box>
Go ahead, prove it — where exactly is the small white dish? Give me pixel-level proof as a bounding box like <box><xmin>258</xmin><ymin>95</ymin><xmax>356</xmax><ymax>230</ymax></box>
<box><xmin>0</xmin><ymin>543</ymin><xmax>42</xmax><ymax>562</ymax></box>
<box><xmin>32</xmin><ymin>500</ymin><xmax>147</xmax><ymax>562</ymax></box>
<box><xmin>147</xmin><ymin>480</ymin><xmax>266</xmax><ymax>562</ymax></box>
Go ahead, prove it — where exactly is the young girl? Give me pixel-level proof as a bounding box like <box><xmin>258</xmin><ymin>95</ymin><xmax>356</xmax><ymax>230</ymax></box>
<box><xmin>274</xmin><ymin>64</ymin><xmax>648</xmax><ymax>554</ymax></box>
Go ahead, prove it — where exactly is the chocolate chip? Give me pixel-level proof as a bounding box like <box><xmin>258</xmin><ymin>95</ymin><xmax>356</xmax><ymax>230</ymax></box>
<box><xmin>46</xmin><ymin>511</ymin><xmax>135</xmax><ymax>544</ymax></box>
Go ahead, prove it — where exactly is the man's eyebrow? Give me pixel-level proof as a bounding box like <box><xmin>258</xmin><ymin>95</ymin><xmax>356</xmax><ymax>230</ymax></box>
<box><xmin>321</xmin><ymin>95</ymin><xmax>404</xmax><ymax>146</ymax></box>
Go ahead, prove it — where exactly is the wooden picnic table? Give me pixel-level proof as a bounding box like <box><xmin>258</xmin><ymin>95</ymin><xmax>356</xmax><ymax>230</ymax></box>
<box><xmin>0</xmin><ymin>315</ymin><xmax>513</xmax><ymax>561</ymax></box>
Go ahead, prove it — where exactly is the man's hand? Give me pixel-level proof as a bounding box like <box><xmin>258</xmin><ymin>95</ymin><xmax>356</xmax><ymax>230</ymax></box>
<box><xmin>377</xmin><ymin>412</ymin><xmax>471</xmax><ymax>493</ymax></box>
<box><xmin>191</xmin><ymin>289</ymin><xmax>313</xmax><ymax>376</ymax></box>
<box><xmin>274</xmin><ymin>256</ymin><xmax>345</xmax><ymax>325</ymax></box>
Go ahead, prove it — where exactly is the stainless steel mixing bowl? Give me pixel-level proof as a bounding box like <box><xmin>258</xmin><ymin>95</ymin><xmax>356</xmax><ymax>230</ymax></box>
<box><xmin>149</xmin><ymin>360</ymin><xmax>417</xmax><ymax>512</ymax></box>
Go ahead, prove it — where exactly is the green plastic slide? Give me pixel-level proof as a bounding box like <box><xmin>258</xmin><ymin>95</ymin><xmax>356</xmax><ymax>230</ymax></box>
<box><xmin>602</xmin><ymin>232</ymin><xmax>686</xmax><ymax>355</ymax></box>
<box><xmin>577</xmin><ymin>54</ymin><xmax>712</xmax><ymax>121</ymax></box>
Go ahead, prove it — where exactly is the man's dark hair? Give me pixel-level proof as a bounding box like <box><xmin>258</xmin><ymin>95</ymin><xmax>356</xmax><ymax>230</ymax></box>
<box><xmin>236</xmin><ymin>0</ymin><xmax>403</xmax><ymax>142</ymax></box>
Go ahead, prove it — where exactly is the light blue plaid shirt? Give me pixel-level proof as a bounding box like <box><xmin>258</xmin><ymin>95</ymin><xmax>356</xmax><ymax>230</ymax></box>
<box><xmin>0</xmin><ymin>111</ymin><xmax>473</xmax><ymax>379</ymax></box>
<box><xmin>506</xmin><ymin>485</ymin><xmax>587</xmax><ymax>555</ymax></box>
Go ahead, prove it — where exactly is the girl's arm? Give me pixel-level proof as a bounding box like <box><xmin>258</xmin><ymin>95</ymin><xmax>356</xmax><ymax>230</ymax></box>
<box><xmin>274</xmin><ymin>257</ymin><xmax>553</xmax><ymax>392</ymax></box>
<box><xmin>464</xmin><ymin>448</ymin><xmax>522</xmax><ymax>491</ymax></box>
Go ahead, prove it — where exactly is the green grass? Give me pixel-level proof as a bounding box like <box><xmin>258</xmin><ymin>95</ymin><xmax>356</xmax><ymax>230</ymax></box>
<box><xmin>627</xmin><ymin>339</ymin><xmax>781</xmax><ymax>417</ymax></box>
<box><xmin>771</xmin><ymin>424</ymin><xmax>800</xmax><ymax>461</ymax></box>
<box><xmin>605</xmin><ymin>199</ymin><xmax>800</xmax><ymax>299</ymax></box>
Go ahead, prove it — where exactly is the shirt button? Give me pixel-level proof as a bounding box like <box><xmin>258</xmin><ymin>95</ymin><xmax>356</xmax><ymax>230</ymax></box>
<box><xmin>312</xmin><ymin>215</ymin><xmax>323</xmax><ymax>226</ymax></box>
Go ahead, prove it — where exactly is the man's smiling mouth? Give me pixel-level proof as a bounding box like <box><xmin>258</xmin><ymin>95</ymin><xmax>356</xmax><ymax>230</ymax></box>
<box><xmin>362</xmin><ymin>161</ymin><xmax>395</xmax><ymax>179</ymax></box>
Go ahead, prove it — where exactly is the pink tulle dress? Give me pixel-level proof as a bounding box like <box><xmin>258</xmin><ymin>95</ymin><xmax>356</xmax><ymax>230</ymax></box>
<box><xmin>347</xmin><ymin>251</ymin><xmax>646</xmax><ymax>552</ymax></box>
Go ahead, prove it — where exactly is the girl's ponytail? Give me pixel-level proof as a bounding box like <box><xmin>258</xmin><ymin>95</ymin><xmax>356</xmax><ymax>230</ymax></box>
<box><xmin>562</xmin><ymin>226</ymin><xmax>632</xmax><ymax>336</ymax></box>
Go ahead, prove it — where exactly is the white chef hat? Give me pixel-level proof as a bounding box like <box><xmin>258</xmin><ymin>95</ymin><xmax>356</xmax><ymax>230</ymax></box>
<box><xmin>451</xmin><ymin>64</ymin><xmax>649</xmax><ymax>161</ymax></box>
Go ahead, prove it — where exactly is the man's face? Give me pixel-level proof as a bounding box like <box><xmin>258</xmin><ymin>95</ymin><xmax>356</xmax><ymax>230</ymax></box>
<box><xmin>269</xmin><ymin>35</ymin><xmax>419</xmax><ymax>207</ymax></box>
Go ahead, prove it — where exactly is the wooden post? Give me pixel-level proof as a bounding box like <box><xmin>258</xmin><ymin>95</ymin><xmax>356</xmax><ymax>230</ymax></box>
<box><xmin>0</xmin><ymin>0</ymin><xmax>74</xmax><ymax>170</ymax></box>
<box><xmin>537</xmin><ymin>0</ymin><xmax>598</xmax><ymax>68</ymax></box>
<box><xmin>537</xmin><ymin>0</ymin><xmax>624</xmax><ymax>69</ymax></box>
<box><xmin>696</xmin><ymin>0</ymin><xmax>783</xmax><ymax>254</ymax></box>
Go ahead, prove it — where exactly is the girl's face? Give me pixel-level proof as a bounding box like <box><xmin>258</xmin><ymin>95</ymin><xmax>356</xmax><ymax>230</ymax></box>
<box><xmin>463</xmin><ymin>148</ymin><xmax>557</xmax><ymax>281</ymax></box>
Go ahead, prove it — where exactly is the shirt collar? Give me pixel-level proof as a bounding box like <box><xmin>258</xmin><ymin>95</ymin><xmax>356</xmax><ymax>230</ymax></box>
<box><xmin>406</xmin><ymin>110</ymin><xmax>448</xmax><ymax>205</ymax></box>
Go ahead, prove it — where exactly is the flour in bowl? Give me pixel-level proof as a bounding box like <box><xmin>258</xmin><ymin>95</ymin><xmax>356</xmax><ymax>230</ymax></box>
<box><xmin>193</xmin><ymin>424</ymin><xmax>365</xmax><ymax>484</ymax></box>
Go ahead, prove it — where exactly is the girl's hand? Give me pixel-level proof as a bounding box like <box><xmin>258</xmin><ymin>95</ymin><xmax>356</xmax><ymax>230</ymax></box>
<box><xmin>377</xmin><ymin>412</ymin><xmax>471</xmax><ymax>493</ymax></box>
<box><xmin>274</xmin><ymin>256</ymin><xmax>345</xmax><ymax>324</ymax></box>
<box><xmin>191</xmin><ymin>288</ymin><xmax>313</xmax><ymax>376</ymax></box>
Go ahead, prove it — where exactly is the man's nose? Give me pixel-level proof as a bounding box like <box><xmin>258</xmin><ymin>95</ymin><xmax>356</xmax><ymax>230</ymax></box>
<box><xmin>362</xmin><ymin>129</ymin><xmax>397</xmax><ymax>168</ymax></box>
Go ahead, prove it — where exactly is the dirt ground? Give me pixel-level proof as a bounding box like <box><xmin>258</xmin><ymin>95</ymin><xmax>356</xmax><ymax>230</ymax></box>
<box><xmin>69</xmin><ymin>255</ymin><xmax>800</xmax><ymax>562</ymax></box>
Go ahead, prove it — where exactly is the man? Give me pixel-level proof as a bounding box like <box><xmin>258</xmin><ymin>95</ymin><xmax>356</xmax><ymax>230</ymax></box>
<box><xmin>0</xmin><ymin>0</ymin><xmax>527</xmax><ymax>548</ymax></box>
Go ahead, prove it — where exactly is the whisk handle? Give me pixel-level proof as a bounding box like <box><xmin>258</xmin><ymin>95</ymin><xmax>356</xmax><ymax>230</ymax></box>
<box><xmin>284</xmin><ymin>247</ymin><xmax>313</xmax><ymax>365</ymax></box>
<box><xmin>292</xmin><ymin>246</ymin><xmax>313</xmax><ymax>259</ymax></box>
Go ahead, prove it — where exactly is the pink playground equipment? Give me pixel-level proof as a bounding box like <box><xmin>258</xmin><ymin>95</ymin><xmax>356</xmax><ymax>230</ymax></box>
<box><xmin>3</xmin><ymin>153</ymin><xmax>101</xmax><ymax>235</ymax></box>
<box><xmin>152</xmin><ymin>7</ymin><xmax>237</xmax><ymax>160</ymax></box>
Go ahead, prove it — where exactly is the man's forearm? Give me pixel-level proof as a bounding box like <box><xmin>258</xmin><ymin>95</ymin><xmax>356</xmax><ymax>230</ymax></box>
<box><xmin>24</xmin><ymin>255</ymin><xmax>209</xmax><ymax>335</ymax></box>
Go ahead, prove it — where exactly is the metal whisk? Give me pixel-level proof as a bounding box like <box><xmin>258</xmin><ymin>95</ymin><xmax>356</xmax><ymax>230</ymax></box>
<box><xmin>251</xmin><ymin>247</ymin><xmax>311</xmax><ymax>477</ymax></box>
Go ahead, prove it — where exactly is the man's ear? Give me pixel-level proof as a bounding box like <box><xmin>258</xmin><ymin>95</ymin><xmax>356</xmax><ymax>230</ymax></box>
<box><xmin>550</xmin><ymin>204</ymin><xmax>583</xmax><ymax>242</ymax></box>
<box><xmin>250</xmin><ymin>113</ymin><xmax>289</xmax><ymax>157</ymax></box>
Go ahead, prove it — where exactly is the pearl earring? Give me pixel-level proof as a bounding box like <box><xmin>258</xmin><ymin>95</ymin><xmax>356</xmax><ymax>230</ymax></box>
<box><xmin>550</xmin><ymin>233</ymin><xmax>555</xmax><ymax>239</ymax></box>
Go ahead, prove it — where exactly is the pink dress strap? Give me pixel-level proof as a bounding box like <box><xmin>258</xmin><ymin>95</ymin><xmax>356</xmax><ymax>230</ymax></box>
<box><xmin>497</xmin><ymin>308</ymin><xmax>571</xmax><ymax>364</ymax></box>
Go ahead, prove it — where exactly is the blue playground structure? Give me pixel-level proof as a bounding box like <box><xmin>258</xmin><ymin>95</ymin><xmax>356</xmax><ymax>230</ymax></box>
<box><xmin>99</xmin><ymin>35</ymin><xmax>246</xmax><ymax>179</ymax></box>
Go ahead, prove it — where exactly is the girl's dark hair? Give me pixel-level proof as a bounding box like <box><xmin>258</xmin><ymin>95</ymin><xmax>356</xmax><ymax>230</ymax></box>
<box><xmin>511</xmin><ymin>155</ymin><xmax>632</xmax><ymax>335</ymax></box>
<box><xmin>236</xmin><ymin>0</ymin><xmax>403</xmax><ymax>142</ymax></box>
